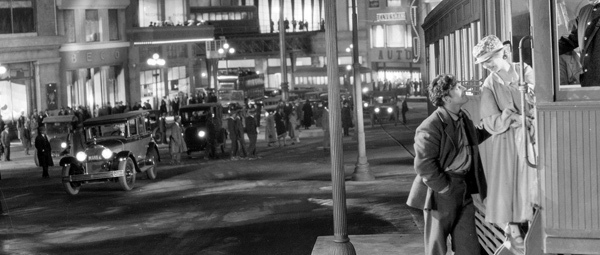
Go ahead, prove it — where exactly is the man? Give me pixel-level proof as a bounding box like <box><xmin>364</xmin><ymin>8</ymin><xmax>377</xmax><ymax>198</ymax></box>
<box><xmin>244</xmin><ymin>106</ymin><xmax>259</xmax><ymax>159</ymax></box>
<box><xmin>558</xmin><ymin>0</ymin><xmax>600</xmax><ymax>86</ymax></box>
<box><xmin>35</xmin><ymin>126</ymin><xmax>53</xmax><ymax>178</ymax></box>
<box><xmin>406</xmin><ymin>74</ymin><xmax>489</xmax><ymax>255</ymax></box>
<box><xmin>227</xmin><ymin>106</ymin><xmax>247</xmax><ymax>160</ymax></box>
<box><xmin>0</xmin><ymin>126</ymin><xmax>9</xmax><ymax>161</ymax></box>
<box><xmin>169</xmin><ymin>116</ymin><xmax>187</xmax><ymax>165</ymax></box>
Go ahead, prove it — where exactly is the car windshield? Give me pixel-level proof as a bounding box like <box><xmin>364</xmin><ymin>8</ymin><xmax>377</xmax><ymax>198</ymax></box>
<box><xmin>181</xmin><ymin>107</ymin><xmax>213</xmax><ymax>123</ymax></box>
<box><xmin>84</xmin><ymin>123</ymin><xmax>127</xmax><ymax>139</ymax></box>
<box><xmin>46</xmin><ymin>123</ymin><xmax>69</xmax><ymax>135</ymax></box>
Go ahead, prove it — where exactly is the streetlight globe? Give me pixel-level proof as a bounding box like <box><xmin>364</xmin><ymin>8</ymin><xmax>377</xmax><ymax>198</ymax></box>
<box><xmin>147</xmin><ymin>58</ymin><xmax>156</xmax><ymax>66</ymax></box>
<box><xmin>223</xmin><ymin>43</ymin><xmax>230</xmax><ymax>49</ymax></box>
<box><xmin>152</xmin><ymin>53</ymin><xmax>159</xmax><ymax>60</ymax></box>
<box><xmin>157</xmin><ymin>59</ymin><xmax>166</xmax><ymax>66</ymax></box>
<box><xmin>346</xmin><ymin>65</ymin><xmax>352</xmax><ymax>71</ymax></box>
<box><xmin>362</xmin><ymin>87</ymin><xmax>369</xmax><ymax>93</ymax></box>
<box><xmin>0</xmin><ymin>65</ymin><xmax>6</xmax><ymax>75</ymax></box>
<box><xmin>218</xmin><ymin>48</ymin><xmax>224</xmax><ymax>54</ymax></box>
<box><xmin>346</xmin><ymin>48</ymin><xmax>351</xmax><ymax>53</ymax></box>
<box><xmin>229</xmin><ymin>48</ymin><xmax>235</xmax><ymax>54</ymax></box>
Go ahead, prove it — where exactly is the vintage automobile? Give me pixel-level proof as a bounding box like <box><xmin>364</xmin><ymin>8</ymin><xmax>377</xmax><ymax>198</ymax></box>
<box><xmin>368</xmin><ymin>90</ymin><xmax>401</xmax><ymax>127</ymax></box>
<box><xmin>59</xmin><ymin>111</ymin><xmax>160</xmax><ymax>195</ymax></box>
<box><xmin>42</xmin><ymin>115</ymin><xmax>84</xmax><ymax>159</ymax></box>
<box><xmin>179</xmin><ymin>103</ymin><xmax>228</xmax><ymax>158</ymax></box>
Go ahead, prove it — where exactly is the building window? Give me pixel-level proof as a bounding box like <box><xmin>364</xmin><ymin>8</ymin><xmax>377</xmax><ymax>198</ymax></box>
<box><xmin>85</xmin><ymin>10</ymin><xmax>100</xmax><ymax>42</ymax></box>
<box><xmin>371</xmin><ymin>24</ymin><xmax>411</xmax><ymax>48</ymax></box>
<box><xmin>108</xmin><ymin>9</ymin><xmax>120</xmax><ymax>41</ymax></box>
<box><xmin>388</xmin><ymin>0</ymin><xmax>402</xmax><ymax>7</ymax></box>
<box><xmin>168</xmin><ymin>66</ymin><xmax>188</xmax><ymax>93</ymax></box>
<box><xmin>61</xmin><ymin>9</ymin><xmax>76</xmax><ymax>43</ymax></box>
<box><xmin>371</xmin><ymin>25</ymin><xmax>385</xmax><ymax>48</ymax></box>
<box><xmin>0</xmin><ymin>0</ymin><xmax>35</xmax><ymax>34</ymax></box>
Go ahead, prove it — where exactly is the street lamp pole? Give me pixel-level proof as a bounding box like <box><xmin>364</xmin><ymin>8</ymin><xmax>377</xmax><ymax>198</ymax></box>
<box><xmin>218</xmin><ymin>43</ymin><xmax>235</xmax><ymax>74</ymax></box>
<box><xmin>147</xmin><ymin>53</ymin><xmax>165</xmax><ymax>109</ymax></box>
<box><xmin>324</xmin><ymin>0</ymin><xmax>356</xmax><ymax>253</ymax></box>
<box><xmin>350</xmin><ymin>0</ymin><xmax>374</xmax><ymax>181</ymax></box>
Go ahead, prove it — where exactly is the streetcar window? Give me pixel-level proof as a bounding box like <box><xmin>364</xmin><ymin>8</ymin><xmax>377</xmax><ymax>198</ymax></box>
<box><xmin>554</xmin><ymin>0</ymin><xmax>600</xmax><ymax>100</ymax></box>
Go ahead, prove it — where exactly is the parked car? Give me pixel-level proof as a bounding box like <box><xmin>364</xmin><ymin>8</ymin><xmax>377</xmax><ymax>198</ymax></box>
<box><xmin>42</xmin><ymin>115</ymin><xmax>84</xmax><ymax>159</ymax></box>
<box><xmin>179</xmin><ymin>103</ymin><xmax>228</xmax><ymax>158</ymax></box>
<box><xmin>58</xmin><ymin>111</ymin><xmax>161</xmax><ymax>195</ymax></box>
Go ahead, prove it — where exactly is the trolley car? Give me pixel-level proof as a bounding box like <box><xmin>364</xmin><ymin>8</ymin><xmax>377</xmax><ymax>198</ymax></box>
<box><xmin>423</xmin><ymin>0</ymin><xmax>600</xmax><ymax>254</ymax></box>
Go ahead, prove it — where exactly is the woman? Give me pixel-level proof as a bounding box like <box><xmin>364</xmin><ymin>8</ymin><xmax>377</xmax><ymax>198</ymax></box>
<box><xmin>264</xmin><ymin>110</ymin><xmax>277</xmax><ymax>147</ymax></box>
<box><xmin>274</xmin><ymin>107</ymin><xmax>287</xmax><ymax>147</ymax></box>
<box><xmin>169</xmin><ymin>116</ymin><xmax>187</xmax><ymax>164</ymax></box>
<box><xmin>473</xmin><ymin>35</ymin><xmax>538</xmax><ymax>244</ymax></box>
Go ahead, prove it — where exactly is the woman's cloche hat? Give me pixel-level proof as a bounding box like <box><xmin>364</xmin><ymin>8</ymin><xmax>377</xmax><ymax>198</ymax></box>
<box><xmin>473</xmin><ymin>35</ymin><xmax>504</xmax><ymax>64</ymax></box>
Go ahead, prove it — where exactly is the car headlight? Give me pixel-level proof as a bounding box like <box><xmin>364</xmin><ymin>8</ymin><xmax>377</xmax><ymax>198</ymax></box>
<box><xmin>198</xmin><ymin>130</ymin><xmax>206</xmax><ymax>138</ymax></box>
<box><xmin>60</xmin><ymin>142</ymin><xmax>67</xmax><ymax>149</ymax></box>
<box><xmin>101</xmin><ymin>148</ymin><xmax>113</xmax><ymax>159</ymax></box>
<box><xmin>387</xmin><ymin>107</ymin><xmax>393</xmax><ymax>113</ymax></box>
<box><xmin>76</xmin><ymin>151</ymin><xmax>87</xmax><ymax>162</ymax></box>
<box><xmin>374</xmin><ymin>108</ymin><xmax>380</xmax><ymax>113</ymax></box>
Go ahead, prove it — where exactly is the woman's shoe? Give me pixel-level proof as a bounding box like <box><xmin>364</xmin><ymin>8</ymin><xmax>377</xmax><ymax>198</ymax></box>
<box><xmin>507</xmin><ymin>224</ymin><xmax>524</xmax><ymax>244</ymax></box>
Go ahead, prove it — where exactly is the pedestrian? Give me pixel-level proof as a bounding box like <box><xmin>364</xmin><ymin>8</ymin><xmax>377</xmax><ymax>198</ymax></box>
<box><xmin>35</xmin><ymin>126</ymin><xmax>54</xmax><ymax>178</ymax></box>
<box><xmin>302</xmin><ymin>99</ymin><xmax>313</xmax><ymax>129</ymax></box>
<box><xmin>160</xmin><ymin>97</ymin><xmax>168</xmax><ymax>116</ymax></box>
<box><xmin>227</xmin><ymin>107</ymin><xmax>247</xmax><ymax>159</ymax></box>
<box><xmin>401</xmin><ymin>96</ymin><xmax>409</xmax><ymax>124</ymax></box>
<box><xmin>172</xmin><ymin>96</ymin><xmax>180</xmax><ymax>116</ymax></box>
<box><xmin>0</xmin><ymin>126</ymin><xmax>10</xmax><ymax>161</ymax></box>
<box><xmin>159</xmin><ymin>112</ymin><xmax>167</xmax><ymax>144</ymax></box>
<box><xmin>169</xmin><ymin>116</ymin><xmax>187</xmax><ymax>164</ymax></box>
<box><xmin>264</xmin><ymin>110</ymin><xmax>277</xmax><ymax>147</ymax></box>
<box><xmin>474</xmin><ymin>34</ymin><xmax>537</xmax><ymax>244</ymax></box>
<box><xmin>406</xmin><ymin>74</ymin><xmax>490</xmax><ymax>255</ymax></box>
<box><xmin>0</xmin><ymin>112</ymin><xmax>4</xmax><ymax>134</ymax></box>
<box><xmin>22</xmin><ymin>116</ymin><xmax>31</xmax><ymax>155</ymax></box>
<box><xmin>30</xmin><ymin>111</ymin><xmax>39</xmax><ymax>143</ymax></box>
<box><xmin>143</xmin><ymin>100</ymin><xmax>152</xmax><ymax>110</ymax></box>
<box><xmin>244</xmin><ymin>106</ymin><xmax>259</xmax><ymax>159</ymax></box>
<box><xmin>274</xmin><ymin>107</ymin><xmax>287</xmax><ymax>147</ymax></box>
<box><xmin>288</xmin><ymin>105</ymin><xmax>299</xmax><ymax>144</ymax></box>
<box><xmin>321</xmin><ymin>103</ymin><xmax>330</xmax><ymax>151</ymax></box>
<box><xmin>341</xmin><ymin>101</ymin><xmax>352</xmax><ymax>136</ymax></box>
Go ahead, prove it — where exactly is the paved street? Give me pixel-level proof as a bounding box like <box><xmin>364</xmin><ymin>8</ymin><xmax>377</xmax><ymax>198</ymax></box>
<box><xmin>0</xmin><ymin>101</ymin><xmax>429</xmax><ymax>255</ymax></box>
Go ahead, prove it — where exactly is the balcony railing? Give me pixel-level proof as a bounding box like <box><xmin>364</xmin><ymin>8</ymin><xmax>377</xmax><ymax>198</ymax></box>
<box><xmin>126</xmin><ymin>25</ymin><xmax>215</xmax><ymax>45</ymax></box>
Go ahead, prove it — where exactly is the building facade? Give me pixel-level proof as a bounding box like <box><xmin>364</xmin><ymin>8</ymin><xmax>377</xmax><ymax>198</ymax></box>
<box><xmin>0</xmin><ymin>0</ymin><xmax>63</xmax><ymax>122</ymax></box>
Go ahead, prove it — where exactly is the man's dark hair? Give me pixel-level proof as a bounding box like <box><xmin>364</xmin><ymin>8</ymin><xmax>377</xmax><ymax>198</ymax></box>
<box><xmin>428</xmin><ymin>74</ymin><xmax>457</xmax><ymax>107</ymax></box>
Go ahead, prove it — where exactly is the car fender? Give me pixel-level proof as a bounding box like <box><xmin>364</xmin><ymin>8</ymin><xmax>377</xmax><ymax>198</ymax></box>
<box><xmin>59</xmin><ymin>156</ymin><xmax>81</xmax><ymax>167</ymax></box>
<box><xmin>146</xmin><ymin>142</ymin><xmax>161</xmax><ymax>162</ymax></box>
<box><xmin>115</xmin><ymin>151</ymin><xmax>141</xmax><ymax>172</ymax></box>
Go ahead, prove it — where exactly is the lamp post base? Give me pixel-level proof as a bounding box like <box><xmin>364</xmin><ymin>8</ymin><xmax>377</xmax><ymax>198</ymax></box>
<box><xmin>329</xmin><ymin>240</ymin><xmax>357</xmax><ymax>255</ymax></box>
<box><xmin>351</xmin><ymin>160</ymin><xmax>375</xmax><ymax>181</ymax></box>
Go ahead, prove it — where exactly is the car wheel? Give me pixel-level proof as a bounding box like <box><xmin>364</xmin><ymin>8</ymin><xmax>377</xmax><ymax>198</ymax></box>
<box><xmin>62</xmin><ymin>164</ymin><xmax>81</xmax><ymax>195</ymax></box>
<box><xmin>146</xmin><ymin>149</ymin><xmax>158</xmax><ymax>180</ymax></box>
<box><xmin>153</xmin><ymin>130</ymin><xmax>163</xmax><ymax>144</ymax></box>
<box><xmin>118</xmin><ymin>158</ymin><xmax>136</xmax><ymax>191</ymax></box>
